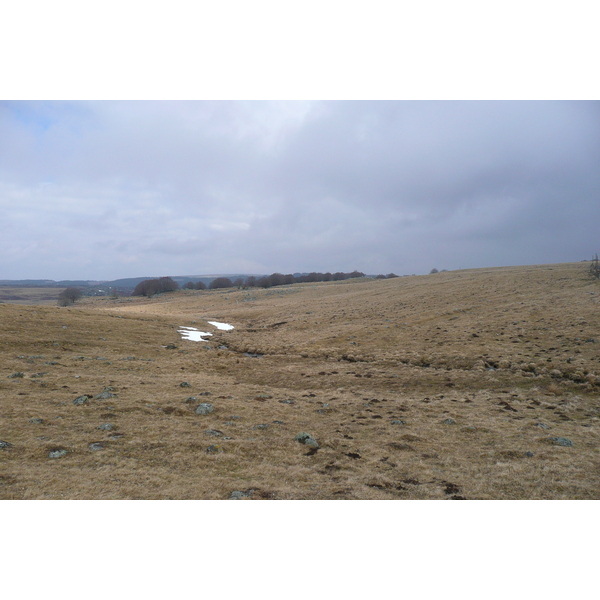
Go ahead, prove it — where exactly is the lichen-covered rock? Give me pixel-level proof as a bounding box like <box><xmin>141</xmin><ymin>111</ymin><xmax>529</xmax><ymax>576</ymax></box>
<box><xmin>49</xmin><ymin>449</ymin><xmax>68</xmax><ymax>458</ymax></box>
<box><xmin>195</xmin><ymin>403</ymin><xmax>214</xmax><ymax>415</ymax></box>
<box><xmin>8</xmin><ymin>372</ymin><xmax>24</xmax><ymax>379</ymax></box>
<box><xmin>294</xmin><ymin>432</ymin><xmax>319</xmax><ymax>448</ymax></box>
<box><xmin>0</xmin><ymin>440</ymin><xmax>14</xmax><ymax>449</ymax></box>
<box><xmin>73</xmin><ymin>395</ymin><xmax>90</xmax><ymax>405</ymax></box>
<box><xmin>550</xmin><ymin>437</ymin><xmax>574</xmax><ymax>447</ymax></box>
<box><xmin>97</xmin><ymin>423</ymin><xmax>115</xmax><ymax>431</ymax></box>
<box><xmin>180</xmin><ymin>382</ymin><xmax>191</xmax><ymax>388</ymax></box>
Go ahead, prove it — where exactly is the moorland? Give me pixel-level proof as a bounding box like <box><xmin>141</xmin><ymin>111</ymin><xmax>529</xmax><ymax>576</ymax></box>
<box><xmin>1</xmin><ymin>262</ymin><xmax>599</xmax><ymax>499</ymax></box>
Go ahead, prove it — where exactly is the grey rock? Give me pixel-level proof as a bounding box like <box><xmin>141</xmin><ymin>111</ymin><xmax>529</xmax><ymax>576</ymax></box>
<box><xmin>253</xmin><ymin>424</ymin><xmax>269</xmax><ymax>430</ymax></box>
<box><xmin>391</xmin><ymin>420</ymin><xmax>407</xmax><ymax>425</ymax></box>
<box><xmin>48</xmin><ymin>449</ymin><xmax>68</xmax><ymax>458</ymax></box>
<box><xmin>294</xmin><ymin>432</ymin><xmax>319</xmax><ymax>448</ymax></box>
<box><xmin>29</xmin><ymin>418</ymin><xmax>44</xmax><ymax>424</ymax></box>
<box><xmin>95</xmin><ymin>390</ymin><xmax>116</xmax><ymax>399</ymax></box>
<box><xmin>273</xmin><ymin>420</ymin><xmax>285</xmax><ymax>424</ymax></box>
<box><xmin>535</xmin><ymin>422</ymin><xmax>551</xmax><ymax>430</ymax></box>
<box><xmin>73</xmin><ymin>395</ymin><xmax>90</xmax><ymax>405</ymax></box>
<box><xmin>525</xmin><ymin>451</ymin><xmax>534</xmax><ymax>457</ymax></box>
<box><xmin>199</xmin><ymin>391</ymin><xmax>212</xmax><ymax>396</ymax></box>
<box><xmin>8</xmin><ymin>372</ymin><xmax>24</xmax><ymax>379</ymax></box>
<box><xmin>195</xmin><ymin>403</ymin><xmax>214</xmax><ymax>415</ymax></box>
<box><xmin>180</xmin><ymin>382</ymin><xmax>192</xmax><ymax>388</ymax></box>
<box><xmin>442</xmin><ymin>418</ymin><xmax>456</xmax><ymax>425</ymax></box>
<box><xmin>229</xmin><ymin>490</ymin><xmax>253</xmax><ymax>500</ymax></box>
<box><xmin>89</xmin><ymin>443</ymin><xmax>104</xmax><ymax>451</ymax></box>
<box><xmin>184</xmin><ymin>396</ymin><xmax>198</xmax><ymax>403</ymax></box>
<box><xmin>550</xmin><ymin>437</ymin><xmax>574</xmax><ymax>447</ymax></box>
<box><xmin>279</xmin><ymin>400</ymin><xmax>295</xmax><ymax>404</ymax></box>
<box><xmin>205</xmin><ymin>429</ymin><xmax>223</xmax><ymax>437</ymax></box>
<box><xmin>0</xmin><ymin>440</ymin><xmax>14</xmax><ymax>449</ymax></box>
<box><xmin>97</xmin><ymin>423</ymin><xmax>115</xmax><ymax>431</ymax></box>
<box><xmin>165</xmin><ymin>344</ymin><xmax>177</xmax><ymax>350</ymax></box>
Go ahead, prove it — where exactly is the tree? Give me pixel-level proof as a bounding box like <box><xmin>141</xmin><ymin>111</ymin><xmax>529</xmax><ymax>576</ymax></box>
<box><xmin>209</xmin><ymin>277</ymin><xmax>233</xmax><ymax>289</ymax></box>
<box><xmin>132</xmin><ymin>277</ymin><xmax>179</xmax><ymax>297</ymax></box>
<box><xmin>590</xmin><ymin>254</ymin><xmax>600</xmax><ymax>279</ymax></box>
<box><xmin>195</xmin><ymin>281</ymin><xmax>207</xmax><ymax>290</ymax></box>
<box><xmin>430</xmin><ymin>268</ymin><xmax>439</xmax><ymax>274</ymax></box>
<box><xmin>57</xmin><ymin>287</ymin><xmax>82</xmax><ymax>306</ymax></box>
<box><xmin>184</xmin><ymin>282</ymin><xmax>195</xmax><ymax>290</ymax></box>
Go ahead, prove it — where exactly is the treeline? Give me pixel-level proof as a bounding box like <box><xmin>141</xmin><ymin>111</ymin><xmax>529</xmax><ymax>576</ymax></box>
<box><xmin>131</xmin><ymin>270</ymin><xmax>391</xmax><ymax>297</ymax></box>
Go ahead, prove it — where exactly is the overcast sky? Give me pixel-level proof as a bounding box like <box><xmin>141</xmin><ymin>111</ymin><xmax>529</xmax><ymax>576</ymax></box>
<box><xmin>1</xmin><ymin>100</ymin><xmax>598</xmax><ymax>280</ymax></box>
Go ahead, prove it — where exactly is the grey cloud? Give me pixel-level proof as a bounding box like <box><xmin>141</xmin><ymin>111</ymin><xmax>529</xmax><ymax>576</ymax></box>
<box><xmin>0</xmin><ymin>100</ymin><xmax>599</xmax><ymax>280</ymax></box>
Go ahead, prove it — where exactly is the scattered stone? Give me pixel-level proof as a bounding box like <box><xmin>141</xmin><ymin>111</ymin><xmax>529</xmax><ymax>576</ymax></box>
<box><xmin>195</xmin><ymin>403</ymin><xmax>214</xmax><ymax>415</ymax></box>
<box><xmin>229</xmin><ymin>490</ymin><xmax>253</xmax><ymax>499</ymax></box>
<box><xmin>184</xmin><ymin>396</ymin><xmax>198</xmax><ymax>403</ymax></box>
<box><xmin>0</xmin><ymin>440</ymin><xmax>14</xmax><ymax>449</ymax></box>
<box><xmin>279</xmin><ymin>399</ymin><xmax>295</xmax><ymax>404</ymax></box>
<box><xmin>206</xmin><ymin>444</ymin><xmax>223</xmax><ymax>454</ymax></box>
<box><xmin>205</xmin><ymin>429</ymin><xmax>223</xmax><ymax>437</ymax></box>
<box><xmin>89</xmin><ymin>443</ymin><xmax>104</xmax><ymax>451</ymax></box>
<box><xmin>273</xmin><ymin>420</ymin><xmax>285</xmax><ymax>424</ymax></box>
<box><xmin>391</xmin><ymin>420</ymin><xmax>407</xmax><ymax>425</ymax></box>
<box><xmin>525</xmin><ymin>451</ymin><xmax>534</xmax><ymax>457</ymax></box>
<box><xmin>253</xmin><ymin>424</ymin><xmax>269</xmax><ymax>430</ymax></box>
<box><xmin>550</xmin><ymin>437</ymin><xmax>574</xmax><ymax>447</ymax></box>
<box><xmin>199</xmin><ymin>391</ymin><xmax>212</xmax><ymax>396</ymax></box>
<box><xmin>30</xmin><ymin>373</ymin><xmax>48</xmax><ymax>378</ymax></box>
<box><xmin>8</xmin><ymin>372</ymin><xmax>24</xmax><ymax>379</ymax></box>
<box><xmin>442</xmin><ymin>418</ymin><xmax>456</xmax><ymax>425</ymax></box>
<box><xmin>97</xmin><ymin>423</ymin><xmax>115</xmax><ymax>431</ymax></box>
<box><xmin>180</xmin><ymin>382</ymin><xmax>192</xmax><ymax>388</ymax></box>
<box><xmin>535</xmin><ymin>422</ymin><xmax>551</xmax><ymax>430</ymax></box>
<box><xmin>165</xmin><ymin>344</ymin><xmax>177</xmax><ymax>350</ymax></box>
<box><xmin>73</xmin><ymin>395</ymin><xmax>90</xmax><ymax>405</ymax></box>
<box><xmin>345</xmin><ymin>452</ymin><xmax>361</xmax><ymax>459</ymax></box>
<box><xmin>48</xmin><ymin>449</ymin><xmax>68</xmax><ymax>458</ymax></box>
<box><xmin>29</xmin><ymin>418</ymin><xmax>44</xmax><ymax>424</ymax></box>
<box><xmin>95</xmin><ymin>390</ymin><xmax>116</xmax><ymax>400</ymax></box>
<box><xmin>294</xmin><ymin>432</ymin><xmax>319</xmax><ymax>448</ymax></box>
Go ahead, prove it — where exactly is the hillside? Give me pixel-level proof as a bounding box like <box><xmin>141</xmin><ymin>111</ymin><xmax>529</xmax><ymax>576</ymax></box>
<box><xmin>1</xmin><ymin>261</ymin><xmax>599</xmax><ymax>499</ymax></box>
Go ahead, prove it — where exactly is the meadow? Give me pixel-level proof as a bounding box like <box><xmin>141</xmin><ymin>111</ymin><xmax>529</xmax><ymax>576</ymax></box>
<box><xmin>1</xmin><ymin>262</ymin><xmax>599</xmax><ymax>499</ymax></box>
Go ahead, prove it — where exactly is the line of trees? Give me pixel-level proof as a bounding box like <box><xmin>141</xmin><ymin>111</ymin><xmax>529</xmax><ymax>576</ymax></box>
<box><xmin>132</xmin><ymin>277</ymin><xmax>179</xmax><ymax>297</ymax></box>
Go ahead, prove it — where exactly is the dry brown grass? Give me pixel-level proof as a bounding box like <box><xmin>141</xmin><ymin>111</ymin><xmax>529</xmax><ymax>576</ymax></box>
<box><xmin>1</xmin><ymin>262</ymin><xmax>599</xmax><ymax>499</ymax></box>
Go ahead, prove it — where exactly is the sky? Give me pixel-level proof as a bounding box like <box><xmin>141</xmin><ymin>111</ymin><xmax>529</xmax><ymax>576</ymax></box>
<box><xmin>1</xmin><ymin>100</ymin><xmax>599</xmax><ymax>280</ymax></box>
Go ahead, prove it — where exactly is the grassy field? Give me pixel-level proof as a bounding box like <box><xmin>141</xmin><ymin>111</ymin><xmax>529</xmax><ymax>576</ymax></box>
<box><xmin>0</xmin><ymin>287</ymin><xmax>62</xmax><ymax>306</ymax></box>
<box><xmin>1</xmin><ymin>262</ymin><xmax>599</xmax><ymax>499</ymax></box>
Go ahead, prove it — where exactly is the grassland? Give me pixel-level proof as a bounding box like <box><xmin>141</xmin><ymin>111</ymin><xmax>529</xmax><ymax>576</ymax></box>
<box><xmin>1</xmin><ymin>262</ymin><xmax>599</xmax><ymax>499</ymax></box>
<box><xmin>0</xmin><ymin>286</ymin><xmax>62</xmax><ymax>306</ymax></box>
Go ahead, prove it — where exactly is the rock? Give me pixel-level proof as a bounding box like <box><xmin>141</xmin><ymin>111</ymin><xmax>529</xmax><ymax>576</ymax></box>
<box><xmin>89</xmin><ymin>443</ymin><xmax>104</xmax><ymax>451</ymax></box>
<box><xmin>95</xmin><ymin>391</ymin><xmax>116</xmax><ymax>399</ymax></box>
<box><xmin>97</xmin><ymin>423</ymin><xmax>115</xmax><ymax>431</ymax></box>
<box><xmin>73</xmin><ymin>395</ymin><xmax>90</xmax><ymax>405</ymax></box>
<box><xmin>525</xmin><ymin>451</ymin><xmax>534</xmax><ymax>457</ymax></box>
<box><xmin>205</xmin><ymin>429</ymin><xmax>223</xmax><ymax>437</ymax></box>
<box><xmin>550</xmin><ymin>437</ymin><xmax>574</xmax><ymax>447</ymax></box>
<box><xmin>180</xmin><ymin>382</ymin><xmax>191</xmax><ymax>388</ymax></box>
<box><xmin>48</xmin><ymin>449</ymin><xmax>68</xmax><ymax>458</ymax></box>
<box><xmin>183</xmin><ymin>396</ymin><xmax>198</xmax><ymax>403</ymax></box>
<box><xmin>8</xmin><ymin>372</ymin><xmax>24</xmax><ymax>379</ymax></box>
<box><xmin>0</xmin><ymin>440</ymin><xmax>14</xmax><ymax>449</ymax></box>
<box><xmin>294</xmin><ymin>432</ymin><xmax>319</xmax><ymax>448</ymax></box>
<box><xmin>206</xmin><ymin>444</ymin><xmax>223</xmax><ymax>454</ymax></box>
<box><xmin>230</xmin><ymin>490</ymin><xmax>253</xmax><ymax>499</ymax></box>
<box><xmin>273</xmin><ymin>420</ymin><xmax>285</xmax><ymax>424</ymax></box>
<box><xmin>29</xmin><ymin>418</ymin><xmax>44</xmax><ymax>424</ymax></box>
<box><xmin>252</xmin><ymin>424</ymin><xmax>269</xmax><ymax>430</ymax></box>
<box><xmin>199</xmin><ymin>391</ymin><xmax>212</xmax><ymax>396</ymax></box>
<box><xmin>535</xmin><ymin>422</ymin><xmax>551</xmax><ymax>430</ymax></box>
<box><xmin>195</xmin><ymin>403</ymin><xmax>214</xmax><ymax>415</ymax></box>
<box><xmin>391</xmin><ymin>420</ymin><xmax>407</xmax><ymax>425</ymax></box>
<box><xmin>442</xmin><ymin>418</ymin><xmax>456</xmax><ymax>425</ymax></box>
<box><xmin>165</xmin><ymin>344</ymin><xmax>177</xmax><ymax>350</ymax></box>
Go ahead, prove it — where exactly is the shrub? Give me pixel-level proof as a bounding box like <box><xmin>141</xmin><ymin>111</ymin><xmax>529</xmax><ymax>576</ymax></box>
<box><xmin>132</xmin><ymin>277</ymin><xmax>179</xmax><ymax>297</ymax></box>
<box><xmin>57</xmin><ymin>287</ymin><xmax>82</xmax><ymax>306</ymax></box>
